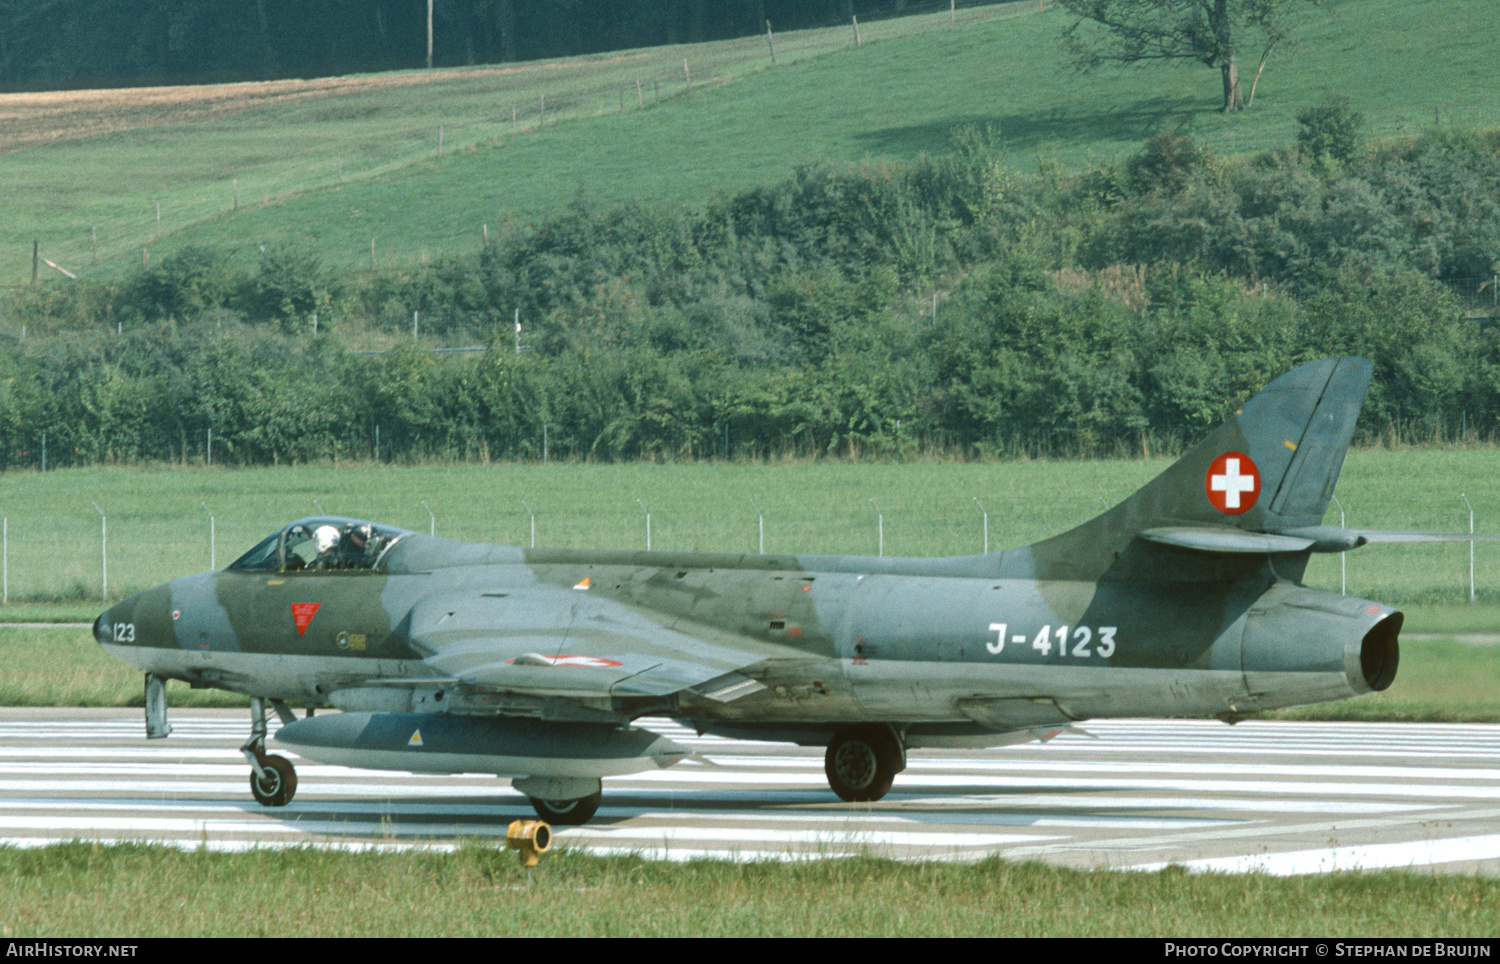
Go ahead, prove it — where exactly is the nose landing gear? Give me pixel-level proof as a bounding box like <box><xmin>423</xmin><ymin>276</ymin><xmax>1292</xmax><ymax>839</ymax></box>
<box><xmin>242</xmin><ymin>696</ymin><xmax>299</xmax><ymax>807</ymax></box>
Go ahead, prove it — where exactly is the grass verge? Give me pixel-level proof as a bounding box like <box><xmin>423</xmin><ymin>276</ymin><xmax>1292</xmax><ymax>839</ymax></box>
<box><xmin>0</xmin><ymin>844</ymin><xmax>1495</xmax><ymax>937</ymax></box>
<box><xmin>3</xmin><ymin>449</ymin><xmax>1500</xmax><ymax>608</ymax></box>
<box><xmin>0</xmin><ymin>626</ymin><xmax>243</xmax><ymax>707</ymax></box>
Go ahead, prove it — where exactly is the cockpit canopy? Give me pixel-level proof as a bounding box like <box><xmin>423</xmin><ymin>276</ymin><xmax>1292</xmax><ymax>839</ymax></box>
<box><xmin>228</xmin><ymin>518</ymin><xmax>410</xmax><ymax>573</ymax></box>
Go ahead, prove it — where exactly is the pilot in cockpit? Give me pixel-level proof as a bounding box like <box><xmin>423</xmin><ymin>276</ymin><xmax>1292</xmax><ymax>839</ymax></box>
<box><xmin>312</xmin><ymin>525</ymin><xmax>342</xmax><ymax>570</ymax></box>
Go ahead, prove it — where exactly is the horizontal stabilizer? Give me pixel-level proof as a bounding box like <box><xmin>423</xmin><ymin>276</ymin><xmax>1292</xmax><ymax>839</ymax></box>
<box><xmin>1342</xmin><ymin>529</ymin><xmax>1500</xmax><ymax>544</ymax></box>
<box><xmin>1139</xmin><ymin>528</ymin><xmax>1315</xmax><ymax>554</ymax></box>
<box><xmin>1143</xmin><ymin>524</ymin><xmax>1500</xmax><ymax>556</ymax></box>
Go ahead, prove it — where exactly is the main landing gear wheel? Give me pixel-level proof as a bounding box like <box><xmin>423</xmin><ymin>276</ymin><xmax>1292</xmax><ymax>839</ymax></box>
<box><xmin>529</xmin><ymin>791</ymin><xmax>602</xmax><ymax>825</ymax></box>
<box><xmin>825</xmin><ymin>725</ymin><xmax>905</xmax><ymax>802</ymax></box>
<box><xmin>249</xmin><ymin>754</ymin><xmax>298</xmax><ymax>807</ymax></box>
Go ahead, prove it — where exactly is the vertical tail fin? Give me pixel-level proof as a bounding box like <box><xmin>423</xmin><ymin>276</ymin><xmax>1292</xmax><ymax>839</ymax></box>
<box><xmin>1022</xmin><ymin>358</ymin><xmax>1373</xmax><ymax>580</ymax></box>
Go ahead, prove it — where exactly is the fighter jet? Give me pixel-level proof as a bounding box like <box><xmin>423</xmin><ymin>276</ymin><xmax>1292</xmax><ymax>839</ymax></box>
<box><xmin>98</xmin><ymin>357</ymin><xmax>1444</xmax><ymax>824</ymax></box>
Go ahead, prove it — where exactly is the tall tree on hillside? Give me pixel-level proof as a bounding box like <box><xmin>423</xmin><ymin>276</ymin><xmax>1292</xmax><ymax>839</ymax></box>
<box><xmin>1057</xmin><ymin>0</ymin><xmax>1319</xmax><ymax>113</ymax></box>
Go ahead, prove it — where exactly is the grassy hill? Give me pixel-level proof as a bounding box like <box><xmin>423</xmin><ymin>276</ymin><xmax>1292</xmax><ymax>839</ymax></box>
<box><xmin>5</xmin><ymin>0</ymin><xmax>1499</xmax><ymax>282</ymax></box>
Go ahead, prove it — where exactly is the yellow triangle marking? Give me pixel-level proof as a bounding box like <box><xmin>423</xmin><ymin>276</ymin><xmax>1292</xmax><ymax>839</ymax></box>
<box><xmin>408</xmin><ymin>730</ymin><xmax>423</xmax><ymax>747</ymax></box>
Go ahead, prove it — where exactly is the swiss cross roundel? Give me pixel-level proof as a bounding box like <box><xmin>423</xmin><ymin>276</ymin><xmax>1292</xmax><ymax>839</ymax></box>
<box><xmin>1205</xmin><ymin>451</ymin><xmax>1261</xmax><ymax>515</ymax></box>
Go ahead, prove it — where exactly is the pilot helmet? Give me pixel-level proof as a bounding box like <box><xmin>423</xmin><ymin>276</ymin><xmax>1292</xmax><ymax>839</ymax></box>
<box><xmin>313</xmin><ymin>525</ymin><xmax>341</xmax><ymax>554</ymax></box>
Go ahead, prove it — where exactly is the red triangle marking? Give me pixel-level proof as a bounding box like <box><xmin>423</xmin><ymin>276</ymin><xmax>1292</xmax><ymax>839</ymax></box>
<box><xmin>290</xmin><ymin>602</ymin><xmax>321</xmax><ymax>637</ymax></box>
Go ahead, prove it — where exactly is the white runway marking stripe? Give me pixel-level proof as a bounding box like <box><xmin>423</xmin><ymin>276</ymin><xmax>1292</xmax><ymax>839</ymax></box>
<box><xmin>557</xmin><ymin>825</ymin><xmax>1061</xmax><ymax>849</ymax></box>
<box><xmin>1134</xmin><ymin>834</ymin><xmax>1500</xmax><ymax>876</ymax></box>
<box><xmin>0</xmin><ymin>797</ymin><xmax>1216</xmax><ymax>829</ymax></box>
<box><xmin>706</xmin><ymin>755</ymin><xmax>1500</xmax><ymax>782</ymax></box>
<box><xmin>7</xmin><ymin>764</ymin><xmax>1497</xmax><ymax>801</ymax></box>
<box><xmin>4</xmin><ymin>712</ymin><xmax>1498</xmax><ymax>873</ymax></box>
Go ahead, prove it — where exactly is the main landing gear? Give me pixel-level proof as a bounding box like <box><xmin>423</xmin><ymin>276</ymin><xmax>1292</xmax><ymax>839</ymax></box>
<box><xmin>243</xmin><ymin>696</ymin><xmax>299</xmax><ymax>807</ymax></box>
<box><xmin>528</xmin><ymin>791</ymin><xmax>602</xmax><ymax>825</ymax></box>
<box><xmin>512</xmin><ymin>776</ymin><xmax>603</xmax><ymax>825</ymax></box>
<box><xmin>824</xmin><ymin>724</ymin><xmax>906</xmax><ymax>802</ymax></box>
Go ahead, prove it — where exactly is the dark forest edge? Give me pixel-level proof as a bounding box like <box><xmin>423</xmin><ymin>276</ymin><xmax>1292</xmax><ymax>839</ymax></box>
<box><xmin>0</xmin><ymin>0</ymin><xmax>1000</xmax><ymax>91</ymax></box>
<box><xmin>5</xmin><ymin>117</ymin><xmax>1500</xmax><ymax>468</ymax></box>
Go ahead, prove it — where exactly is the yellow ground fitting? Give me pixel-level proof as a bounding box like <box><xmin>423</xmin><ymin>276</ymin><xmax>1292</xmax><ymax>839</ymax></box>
<box><xmin>506</xmin><ymin>819</ymin><xmax>552</xmax><ymax>868</ymax></box>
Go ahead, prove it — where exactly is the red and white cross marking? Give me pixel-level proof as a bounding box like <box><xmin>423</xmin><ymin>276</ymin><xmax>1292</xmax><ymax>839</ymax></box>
<box><xmin>1206</xmin><ymin>451</ymin><xmax>1261</xmax><ymax>515</ymax></box>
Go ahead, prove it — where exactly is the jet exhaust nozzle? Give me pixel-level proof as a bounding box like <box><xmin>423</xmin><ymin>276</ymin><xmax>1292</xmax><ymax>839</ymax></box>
<box><xmin>1241</xmin><ymin>588</ymin><xmax>1401</xmax><ymax>707</ymax></box>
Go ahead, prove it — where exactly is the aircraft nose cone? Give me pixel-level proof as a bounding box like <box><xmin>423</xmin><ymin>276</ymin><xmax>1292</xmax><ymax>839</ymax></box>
<box><xmin>96</xmin><ymin>584</ymin><xmax>173</xmax><ymax>651</ymax></box>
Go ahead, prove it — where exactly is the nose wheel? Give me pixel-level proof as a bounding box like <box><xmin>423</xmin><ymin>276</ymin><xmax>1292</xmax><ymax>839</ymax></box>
<box><xmin>242</xmin><ymin>696</ymin><xmax>299</xmax><ymax>807</ymax></box>
<box><xmin>250</xmin><ymin>753</ymin><xmax>298</xmax><ymax>806</ymax></box>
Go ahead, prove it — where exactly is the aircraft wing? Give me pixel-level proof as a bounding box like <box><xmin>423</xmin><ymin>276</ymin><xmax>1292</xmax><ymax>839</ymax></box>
<box><xmin>401</xmin><ymin>586</ymin><xmax>796</xmax><ymax>704</ymax></box>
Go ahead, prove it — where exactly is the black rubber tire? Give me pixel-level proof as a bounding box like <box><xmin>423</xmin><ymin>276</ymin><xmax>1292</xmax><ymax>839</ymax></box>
<box><xmin>529</xmin><ymin>791</ymin><xmax>602</xmax><ymax>825</ymax></box>
<box><xmin>249</xmin><ymin>754</ymin><xmax>298</xmax><ymax>807</ymax></box>
<box><xmin>824</xmin><ymin>725</ymin><xmax>902</xmax><ymax>802</ymax></box>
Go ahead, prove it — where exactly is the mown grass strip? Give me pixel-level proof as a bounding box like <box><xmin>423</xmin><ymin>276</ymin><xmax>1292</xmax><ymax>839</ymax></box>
<box><xmin>0</xmin><ymin>843</ymin><xmax>1495</xmax><ymax>937</ymax></box>
<box><xmin>2</xmin><ymin>449</ymin><xmax>1498</xmax><ymax>609</ymax></box>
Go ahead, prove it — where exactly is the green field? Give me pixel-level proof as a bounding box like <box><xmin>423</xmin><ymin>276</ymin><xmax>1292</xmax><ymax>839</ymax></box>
<box><xmin>2</xmin><ymin>449</ymin><xmax>1497</xmax><ymax>719</ymax></box>
<box><xmin>1</xmin><ymin>448</ymin><xmax>1495</xmax><ymax>608</ymax></box>
<box><xmin>9</xmin><ymin>0</ymin><xmax>1500</xmax><ymax>281</ymax></box>
<box><xmin>0</xmin><ymin>844</ymin><xmax>1494</xmax><ymax>937</ymax></box>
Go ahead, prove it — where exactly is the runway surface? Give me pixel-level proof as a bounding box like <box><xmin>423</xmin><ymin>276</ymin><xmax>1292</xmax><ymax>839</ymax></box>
<box><xmin>1</xmin><ymin>709</ymin><xmax>1498</xmax><ymax>875</ymax></box>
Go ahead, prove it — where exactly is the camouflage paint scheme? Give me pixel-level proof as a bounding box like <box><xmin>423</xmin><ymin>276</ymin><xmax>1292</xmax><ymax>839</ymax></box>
<box><xmin>96</xmin><ymin>358</ymin><xmax>1405</xmax><ymax>824</ymax></box>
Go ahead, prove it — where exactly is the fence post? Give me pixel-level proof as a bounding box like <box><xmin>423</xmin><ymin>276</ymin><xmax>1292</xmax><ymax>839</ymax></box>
<box><xmin>422</xmin><ymin>500</ymin><xmax>436</xmax><ymax>537</ymax></box>
<box><xmin>1462</xmin><ymin>494</ymin><xmax>1475</xmax><ymax>603</ymax></box>
<box><xmin>750</xmin><ymin>499</ymin><xmax>765</xmax><ymax>554</ymax></box>
<box><xmin>973</xmin><ymin>497</ymin><xmax>989</xmax><ymax>554</ymax></box>
<box><xmin>1331</xmin><ymin>494</ymin><xmax>1346</xmax><ymax>595</ymax></box>
<box><xmin>91</xmin><ymin>502</ymin><xmax>107</xmax><ymax>603</ymax></box>
<box><xmin>521</xmin><ymin>501</ymin><xmax>536</xmax><ymax>548</ymax></box>
<box><xmin>869</xmin><ymin>499</ymin><xmax>884</xmax><ymax>557</ymax></box>
<box><xmin>201</xmin><ymin>502</ymin><xmax>215</xmax><ymax>570</ymax></box>
<box><xmin>637</xmin><ymin>499</ymin><xmax>652</xmax><ymax>551</ymax></box>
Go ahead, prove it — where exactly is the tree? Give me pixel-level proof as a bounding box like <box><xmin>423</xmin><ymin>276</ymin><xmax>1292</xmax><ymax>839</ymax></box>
<box><xmin>1058</xmin><ymin>0</ymin><xmax>1317</xmax><ymax>113</ymax></box>
<box><xmin>1297</xmin><ymin>97</ymin><xmax>1364</xmax><ymax>164</ymax></box>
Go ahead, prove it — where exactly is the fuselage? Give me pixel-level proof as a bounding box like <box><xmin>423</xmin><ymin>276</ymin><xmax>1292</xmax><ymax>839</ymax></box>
<box><xmin>96</xmin><ymin>528</ymin><xmax>1400</xmax><ymax>734</ymax></box>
